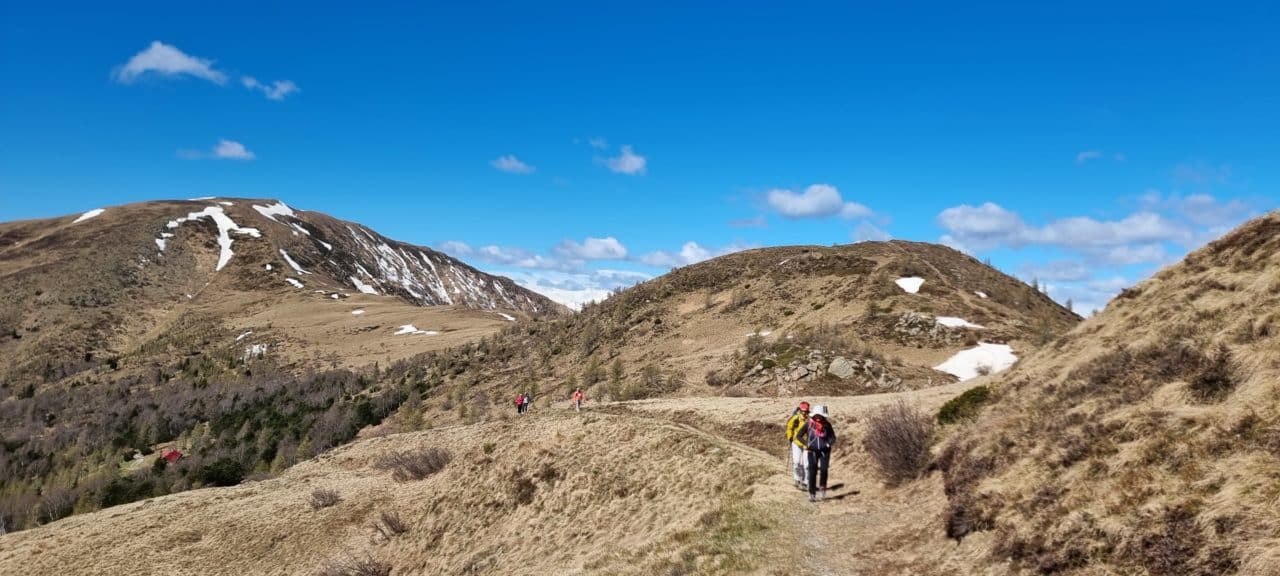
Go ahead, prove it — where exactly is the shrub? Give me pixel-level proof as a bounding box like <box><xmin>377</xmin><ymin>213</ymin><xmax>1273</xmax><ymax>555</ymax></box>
<box><xmin>315</xmin><ymin>555</ymin><xmax>392</xmax><ymax>576</ymax></box>
<box><xmin>863</xmin><ymin>400</ymin><xmax>935</xmax><ymax>485</ymax></box>
<box><xmin>376</xmin><ymin>447</ymin><xmax>451</xmax><ymax>481</ymax></box>
<box><xmin>937</xmin><ymin>386</ymin><xmax>991</xmax><ymax>425</ymax></box>
<box><xmin>371</xmin><ymin>510</ymin><xmax>409</xmax><ymax>539</ymax></box>
<box><xmin>309</xmin><ymin>488</ymin><xmax>341</xmax><ymax>510</ymax></box>
<box><xmin>1188</xmin><ymin>344</ymin><xmax>1237</xmax><ymax>402</ymax></box>
<box><xmin>199</xmin><ymin>458</ymin><xmax>245</xmax><ymax>487</ymax></box>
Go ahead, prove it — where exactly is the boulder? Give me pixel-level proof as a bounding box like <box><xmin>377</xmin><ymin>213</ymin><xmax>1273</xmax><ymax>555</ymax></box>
<box><xmin>828</xmin><ymin>357</ymin><xmax>856</xmax><ymax>379</ymax></box>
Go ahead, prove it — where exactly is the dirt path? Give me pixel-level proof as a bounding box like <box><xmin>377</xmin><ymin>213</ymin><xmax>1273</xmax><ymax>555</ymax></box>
<box><xmin>617</xmin><ymin>380</ymin><xmax>996</xmax><ymax>575</ymax></box>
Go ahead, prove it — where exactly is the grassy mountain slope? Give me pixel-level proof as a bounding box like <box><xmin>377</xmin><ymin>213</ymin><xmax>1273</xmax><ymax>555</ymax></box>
<box><xmin>415</xmin><ymin>240</ymin><xmax>1078</xmax><ymax>423</ymax></box>
<box><xmin>935</xmin><ymin>211</ymin><xmax>1280</xmax><ymax>574</ymax></box>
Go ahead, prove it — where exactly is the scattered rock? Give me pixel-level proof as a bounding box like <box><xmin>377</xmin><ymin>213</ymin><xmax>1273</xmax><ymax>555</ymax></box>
<box><xmin>828</xmin><ymin>357</ymin><xmax>856</xmax><ymax>379</ymax></box>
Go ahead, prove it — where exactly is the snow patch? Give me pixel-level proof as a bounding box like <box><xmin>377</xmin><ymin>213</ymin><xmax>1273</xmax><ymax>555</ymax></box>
<box><xmin>234</xmin><ymin>331</ymin><xmax>253</xmax><ymax>342</ymax></box>
<box><xmin>351</xmin><ymin>309</ymin><xmax>365</xmax><ymax>315</ymax></box>
<box><xmin>289</xmin><ymin>222</ymin><xmax>311</xmax><ymax>236</ymax></box>
<box><xmin>394</xmin><ymin>324</ymin><xmax>439</xmax><ymax>336</ymax></box>
<box><xmin>497</xmin><ymin>313</ymin><xmax>516</xmax><ymax>322</ymax></box>
<box><xmin>895</xmin><ymin>277</ymin><xmax>925</xmax><ymax>294</ymax></box>
<box><xmin>252</xmin><ymin>201</ymin><xmax>296</xmax><ymax>223</ymax></box>
<box><xmin>330</xmin><ymin>293</ymin><xmax>340</xmax><ymax>300</ymax></box>
<box><xmin>934</xmin><ymin>343</ymin><xmax>1017</xmax><ymax>381</ymax></box>
<box><xmin>975</xmin><ymin>291</ymin><xmax>988</xmax><ymax>299</ymax></box>
<box><xmin>155</xmin><ymin>238</ymin><xmax>167</xmax><ymax>250</ymax></box>
<box><xmin>285</xmin><ymin>277</ymin><xmax>304</xmax><ymax>288</ymax></box>
<box><xmin>936</xmin><ymin>317</ymin><xmax>985</xmax><ymax>329</ymax></box>
<box><xmin>265</xmin><ymin>263</ymin><xmax>273</xmax><ymax>271</ymax></box>
<box><xmin>317</xmin><ymin>239</ymin><xmax>333</xmax><ymax>251</ymax></box>
<box><xmin>165</xmin><ymin>206</ymin><xmax>261</xmax><ymax>271</ymax></box>
<box><xmin>351</xmin><ymin>276</ymin><xmax>378</xmax><ymax>294</ymax></box>
<box><xmin>72</xmin><ymin>208</ymin><xmax>105</xmax><ymax>224</ymax></box>
<box><xmin>279</xmin><ymin>249</ymin><xmax>311</xmax><ymax>275</ymax></box>
<box><xmin>219</xmin><ymin>201</ymin><xmax>234</xmax><ymax>206</ymax></box>
<box><xmin>747</xmin><ymin>330</ymin><xmax>773</xmax><ymax>337</ymax></box>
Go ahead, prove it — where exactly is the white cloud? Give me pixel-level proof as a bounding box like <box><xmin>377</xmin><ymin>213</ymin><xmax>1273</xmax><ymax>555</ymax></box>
<box><xmin>766</xmin><ymin>184</ymin><xmax>870</xmax><ymax>220</ymax></box>
<box><xmin>639</xmin><ymin>241</ymin><xmax>752</xmax><ymax>268</ymax></box>
<box><xmin>503</xmin><ymin>269</ymin><xmax>651</xmax><ymax>310</ymax></box>
<box><xmin>114</xmin><ymin>41</ymin><xmax>227</xmax><ymax>85</ymax></box>
<box><xmin>555</xmin><ymin>236</ymin><xmax>628</xmax><ymax>260</ymax></box>
<box><xmin>588</xmin><ymin>137</ymin><xmax>608</xmax><ymax>150</ymax></box>
<box><xmin>213</xmin><ymin>139</ymin><xmax>255</xmax><ymax>160</ymax></box>
<box><xmin>491</xmin><ymin>154</ymin><xmax>535</xmax><ymax>174</ymax></box>
<box><xmin>937</xmin><ymin>202</ymin><xmax>1189</xmax><ymax>260</ymax></box>
<box><xmin>851</xmin><ymin>221</ymin><xmax>892</xmax><ymax>242</ymax></box>
<box><xmin>1020</xmin><ymin>260</ymin><xmax>1090</xmax><ymax>282</ymax></box>
<box><xmin>177</xmin><ymin>139</ymin><xmax>255</xmax><ymax>160</ymax></box>
<box><xmin>242</xmin><ymin>76</ymin><xmax>299</xmax><ymax>100</ymax></box>
<box><xmin>605</xmin><ymin>145</ymin><xmax>647</xmax><ymax>175</ymax></box>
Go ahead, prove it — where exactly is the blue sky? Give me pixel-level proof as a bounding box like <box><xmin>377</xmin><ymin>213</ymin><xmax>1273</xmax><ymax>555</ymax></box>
<box><xmin>2</xmin><ymin>2</ymin><xmax>1275</xmax><ymax>311</ymax></box>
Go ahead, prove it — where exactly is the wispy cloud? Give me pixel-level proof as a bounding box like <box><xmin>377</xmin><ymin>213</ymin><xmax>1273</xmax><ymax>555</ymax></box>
<box><xmin>851</xmin><ymin>221</ymin><xmax>892</xmax><ymax>242</ymax></box>
<box><xmin>242</xmin><ymin>76</ymin><xmax>299</xmax><ymax>100</ymax></box>
<box><xmin>605</xmin><ymin>145</ymin><xmax>647</xmax><ymax>175</ymax></box>
<box><xmin>766</xmin><ymin>184</ymin><xmax>870</xmax><ymax>220</ymax></box>
<box><xmin>728</xmin><ymin>215</ymin><xmax>768</xmax><ymax>228</ymax></box>
<box><xmin>114</xmin><ymin>41</ymin><xmax>227</xmax><ymax>85</ymax></box>
<box><xmin>588</xmin><ymin>137</ymin><xmax>608</xmax><ymax>150</ymax></box>
<box><xmin>554</xmin><ymin>236</ymin><xmax>628</xmax><ymax>260</ymax></box>
<box><xmin>1075</xmin><ymin>150</ymin><xmax>1103</xmax><ymax>164</ymax></box>
<box><xmin>176</xmin><ymin>139</ymin><xmax>255</xmax><ymax>160</ymax></box>
<box><xmin>490</xmin><ymin>154</ymin><xmax>536</xmax><ymax>174</ymax></box>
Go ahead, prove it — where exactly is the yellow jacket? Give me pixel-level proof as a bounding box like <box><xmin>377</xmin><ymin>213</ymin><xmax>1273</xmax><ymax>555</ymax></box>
<box><xmin>785</xmin><ymin>412</ymin><xmax>808</xmax><ymax>448</ymax></box>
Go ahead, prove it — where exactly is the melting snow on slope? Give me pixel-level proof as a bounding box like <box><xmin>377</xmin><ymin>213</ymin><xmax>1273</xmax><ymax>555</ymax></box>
<box><xmin>934</xmin><ymin>343</ymin><xmax>1017</xmax><ymax>381</ymax></box>
<box><xmin>747</xmin><ymin>330</ymin><xmax>773</xmax><ymax>337</ymax></box>
<box><xmin>351</xmin><ymin>309</ymin><xmax>365</xmax><ymax>315</ymax></box>
<box><xmin>350</xmin><ymin>276</ymin><xmax>378</xmax><ymax>294</ymax></box>
<box><xmin>166</xmin><ymin>207</ymin><xmax>261</xmax><ymax>271</ymax></box>
<box><xmin>895</xmin><ymin>277</ymin><xmax>925</xmax><ymax>294</ymax></box>
<box><xmin>285</xmin><ymin>278</ymin><xmax>304</xmax><ymax>288</ymax></box>
<box><xmin>394</xmin><ymin>324</ymin><xmax>439</xmax><ymax>336</ymax></box>
<box><xmin>289</xmin><ymin>222</ymin><xmax>311</xmax><ymax>236</ymax></box>
<box><xmin>497</xmin><ymin>313</ymin><xmax>516</xmax><ymax>322</ymax></box>
<box><xmin>252</xmin><ymin>201</ymin><xmax>296</xmax><ymax>223</ymax></box>
<box><xmin>280</xmin><ymin>249</ymin><xmax>312</xmax><ymax>275</ymax></box>
<box><xmin>975</xmin><ymin>291</ymin><xmax>988</xmax><ymax>299</ymax></box>
<box><xmin>244</xmin><ymin>344</ymin><xmax>269</xmax><ymax>360</ymax></box>
<box><xmin>317</xmin><ymin>239</ymin><xmax>333</xmax><ymax>251</ymax></box>
<box><xmin>234</xmin><ymin>331</ymin><xmax>253</xmax><ymax>342</ymax></box>
<box><xmin>219</xmin><ymin>201</ymin><xmax>234</xmax><ymax>206</ymax></box>
<box><xmin>936</xmin><ymin>317</ymin><xmax>985</xmax><ymax>329</ymax></box>
<box><xmin>72</xmin><ymin>208</ymin><xmax>105</xmax><ymax>224</ymax></box>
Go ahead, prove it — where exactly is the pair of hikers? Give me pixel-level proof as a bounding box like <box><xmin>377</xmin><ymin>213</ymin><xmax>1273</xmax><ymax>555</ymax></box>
<box><xmin>571</xmin><ymin>388</ymin><xmax>585</xmax><ymax>412</ymax></box>
<box><xmin>514</xmin><ymin>392</ymin><xmax>533</xmax><ymax>414</ymax></box>
<box><xmin>785</xmin><ymin>401</ymin><xmax>837</xmax><ymax>502</ymax></box>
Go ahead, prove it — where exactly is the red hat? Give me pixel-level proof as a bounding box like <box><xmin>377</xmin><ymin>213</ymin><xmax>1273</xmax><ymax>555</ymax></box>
<box><xmin>798</xmin><ymin>402</ymin><xmax>810</xmax><ymax>411</ymax></box>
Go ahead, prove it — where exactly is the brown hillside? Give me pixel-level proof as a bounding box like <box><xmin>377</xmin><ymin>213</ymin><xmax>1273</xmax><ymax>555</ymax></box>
<box><xmin>416</xmin><ymin>240</ymin><xmax>1078</xmax><ymax>424</ymax></box>
<box><xmin>933</xmin><ymin>211</ymin><xmax>1280</xmax><ymax>574</ymax></box>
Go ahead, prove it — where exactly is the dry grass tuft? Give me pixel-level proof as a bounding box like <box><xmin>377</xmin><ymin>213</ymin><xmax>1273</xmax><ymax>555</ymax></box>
<box><xmin>371</xmin><ymin>510</ymin><xmax>409</xmax><ymax>540</ymax></box>
<box><xmin>863</xmin><ymin>399</ymin><xmax>935</xmax><ymax>486</ymax></box>
<box><xmin>308</xmin><ymin>488</ymin><xmax>341</xmax><ymax>511</ymax></box>
<box><xmin>315</xmin><ymin>555</ymin><xmax>392</xmax><ymax>576</ymax></box>
<box><xmin>375</xmin><ymin>447</ymin><xmax>451</xmax><ymax>482</ymax></box>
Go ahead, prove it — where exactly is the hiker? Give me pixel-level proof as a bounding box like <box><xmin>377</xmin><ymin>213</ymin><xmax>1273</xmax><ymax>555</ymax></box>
<box><xmin>523</xmin><ymin>392</ymin><xmax>533</xmax><ymax>413</ymax></box>
<box><xmin>515</xmin><ymin>393</ymin><xmax>526</xmax><ymax>415</ymax></box>
<box><xmin>804</xmin><ymin>405</ymin><xmax>837</xmax><ymax>502</ymax></box>
<box><xmin>572</xmin><ymin>388</ymin><xmax>585</xmax><ymax>412</ymax></box>
<box><xmin>785</xmin><ymin>401</ymin><xmax>811</xmax><ymax>491</ymax></box>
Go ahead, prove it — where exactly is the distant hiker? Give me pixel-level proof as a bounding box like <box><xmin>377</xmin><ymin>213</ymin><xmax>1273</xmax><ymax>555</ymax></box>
<box><xmin>785</xmin><ymin>401</ymin><xmax>811</xmax><ymax>491</ymax></box>
<box><xmin>523</xmin><ymin>392</ymin><xmax>533</xmax><ymax>413</ymax></box>
<box><xmin>572</xmin><ymin>388</ymin><xmax>585</xmax><ymax>412</ymax></box>
<box><xmin>804</xmin><ymin>405</ymin><xmax>837</xmax><ymax>502</ymax></box>
<box><xmin>515</xmin><ymin>393</ymin><xmax>526</xmax><ymax>415</ymax></box>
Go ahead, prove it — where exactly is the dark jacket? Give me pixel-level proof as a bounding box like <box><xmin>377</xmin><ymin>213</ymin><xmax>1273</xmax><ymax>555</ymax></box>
<box><xmin>803</xmin><ymin>415</ymin><xmax>836</xmax><ymax>451</ymax></box>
